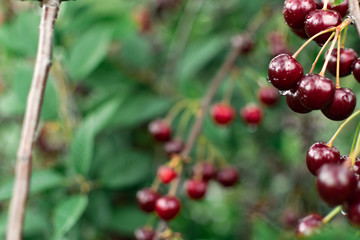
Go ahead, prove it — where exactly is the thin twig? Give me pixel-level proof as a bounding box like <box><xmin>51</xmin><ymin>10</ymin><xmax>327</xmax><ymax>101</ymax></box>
<box><xmin>6</xmin><ymin>1</ymin><xmax>61</xmax><ymax>239</ymax></box>
<box><xmin>349</xmin><ymin>0</ymin><xmax>360</xmax><ymax>37</ymax></box>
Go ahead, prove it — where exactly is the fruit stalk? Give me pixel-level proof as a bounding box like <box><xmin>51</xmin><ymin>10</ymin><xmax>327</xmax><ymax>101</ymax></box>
<box><xmin>6</xmin><ymin>1</ymin><xmax>61</xmax><ymax>239</ymax></box>
<box><xmin>349</xmin><ymin>0</ymin><xmax>360</xmax><ymax>37</ymax></box>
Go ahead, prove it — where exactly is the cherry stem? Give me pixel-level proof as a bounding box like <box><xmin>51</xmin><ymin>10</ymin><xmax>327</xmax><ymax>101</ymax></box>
<box><xmin>151</xmin><ymin>177</ymin><xmax>161</xmax><ymax>192</ymax></box>
<box><xmin>200</xmin><ymin>135</ymin><xmax>228</xmax><ymax>167</ymax></box>
<box><xmin>328</xmin><ymin>110</ymin><xmax>360</xmax><ymax>147</ymax></box>
<box><xmin>322</xmin><ymin>206</ymin><xmax>342</xmax><ymax>224</ymax></box>
<box><xmin>165</xmin><ymin>99</ymin><xmax>191</xmax><ymax>124</ymax></box>
<box><xmin>309</xmin><ymin>32</ymin><xmax>335</xmax><ymax>74</ymax></box>
<box><xmin>177</xmin><ymin>106</ymin><xmax>195</xmax><ymax>139</ymax></box>
<box><xmin>234</xmin><ymin>70</ymin><xmax>254</xmax><ymax>103</ymax></box>
<box><xmin>349</xmin><ymin>130</ymin><xmax>360</xmax><ymax>168</ymax></box>
<box><xmin>323</xmin><ymin>0</ymin><xmax>329</xmax><ymax>10</ymax></box>
<box><xmin>320</xmin><ymin>30</ymin><xmax>340</xmax><ymax>76</ymax></box>
<box><xmin>223</xmin><ymin>76</ymin><xmax>236</xmax><ymax>104</ymax></box>
<box><xmin>168</xmin><ymin>165</ymin><xmax>182</xmax><ymax>196</ymax></box>
<box><xmin>341</xmin><ymin>26</ymin><xmax>348</xmax><ymax>48</ymax></box>
<box><xmin>350</xmin><ymin>121</ymin><xmax>360</xmax><ymax>154</ymax></box>
<box><xmin>336</xmin><ymin>32</ymin><xmax>341</xmax><ymax>88</ymax></box>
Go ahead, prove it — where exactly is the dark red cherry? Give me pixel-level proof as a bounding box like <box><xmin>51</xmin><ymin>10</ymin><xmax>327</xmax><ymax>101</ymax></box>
<box><xmin>352</xmin><ymin>58</ymin><xmax>360</xmax><ymax>83</ymax></box>
<box><xmin>305</xmin><ymin>10</ymin><xmax>342</xmax><ymax>45</ymax></box>
<box><xmin>155</xmin><ymin>196</ymin><xmax>181</xmax><ymax>221</ymax></box>
<box><xmin>316</xmin><ymin>164</ymin><xmax>356</xmax><ymax>206</ymax></box>
<box><xmin>285</xmin><ymin>90</ymin><xmax>312</xmax><ymax>114</ymax></box>
<box><xmin>135</xmin><ymin>227</ymin><xmax>155</xmax><ymax>240</ymax></box>
<box><xmin>192</xmin><ymin>162</ymin><xmax>217</xmax><ymax>181</ymax></box>
<box><xmin>136</xmin><ymin>188</ymin><xmax>160</xmax><ymax>213</ymax></box>
<box><xmin>326</xmin><ymin>48</ymin><xmax>358</xmax><ymax>77</ymax></box>
<box><xmin>321</xmin><ymin>87</ymin><xmax>356</xmax><ymax>121</ymax></box>
<box><xmin>297</xmin><ymin>74</ymin><xmax>335</xmax><ymax>110</ymax></box>
<box><xmin>268</xmin><ymin>54</ymin><xmax>304</xmax><ymax>90</ymax></box>
<box><xmin>283</xmin><ymin>0</ymin><xmax>317</xmax><ymax>29</ymax></box>
<box><xmin>306</xmin><ymin>142</ymin><xmax>340</xmax><ymax>176</ymax></box>
<box><xmin>157</xmin><ymin>166</ymin><xmax>177</xmax><ymax>184</ymax></box>
<box><xmin>348</xmin><ymin>201</ymin><xmax>360</xmax><ymax>226</ymax></box>
<box><xmin>295</xmin><ymin>214</ymin><xmax>322</xmax><ymax>238</ymax></box>
<box><xmin>291</xmin><ymin>27</ymin><xmax>309</xmax><ymax>39</ymax></box>
<box><xmin>211</xmin><ymin>103</ymin><xmax>235</xmax><ymax>126</ymax></box>
<box><xmin>241</xmin><ymin>104</ymin><xmax>263</xmax><ymax>126</ymax></box>
<box><xmin>318</xmin><ymin>0</ymin><xmax>349</xmax><ymax>17</ymax></box>
<box><xmin>164</xmin><ymin>139</ymin><xmax>184</xmax><ymax>156</ymax></box>
<box><xmin>267</xmin><ymin>31</ymin><xmax>292</xmax><ymax>57</ymax></box>
<box><xmin>258</xmin><ymin>86</ymin><xmax>280</xmax><ymax>106</ymax></box>
<box><xmin>217</xmin><ymin>167</ymin><xmax>239</xmax><ymax>187</ymax></box>
<box><xmin>185</xmin><ymin>179</ymin><xmax>208</xmax><ymax>200</ymax></box>
<box><xmin>148</xmin><ymin>119</ymin><xmax>172</xmax><ymax>142</ymax></box>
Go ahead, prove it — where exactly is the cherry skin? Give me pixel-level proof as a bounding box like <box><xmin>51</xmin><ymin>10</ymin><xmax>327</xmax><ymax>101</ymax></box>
<box><xmin>352</xmin><ymin>58</ymin><xmax>360</xmax><ymax>83</ymax></box>
<box><xmin>157</xmin><ymin>166</ymin><xmax>177</xmax><ymax>184</ymax></box>
<box><xmin>306</xmin><ymin>142</ymin><xmax>340</xmax><ymax>176</ymax></box>
<box><xmin>305</xmin><ymin>10</ymin><xmax>342</xmax><ymax>45</ymax></box>
<box><xmin>348</xmin><ymin>201</ymin><xmax>360</xmax><ymax>226</ymax></box>
<box><xmin>258</xmin><ymin>86</ymin><xmax>280</xmax><ymax>106</ymax></box>
<box><xmin>285</xmin><ymin>90</ymin><xmax>312</xmax><ymax>114</ymax></box>
<box><xmin>155</xmin><ymin>196</ymin><xmax>181</xmax><ymax>221</ymax></box>
<box><xmin>136</xmin><ymin>188</ymin><xmax>160</xmax><ymax>213</ymax></box>
<box><xmin>321</xmin><ymin>87</ymin><xmax>356</xmax><ymax>121</ymax></box>
<box><xmin>283</xmin><ymin>0</ymin><xmax>317</xmax><ymax>30</ymax></box>
<box><xmin>135</xmin><ymin>227</ymin><xmax>155</xmax><ymax>240</ymax></box>
<box><xmin>211</xmin><ymin>103</ymin><xmax>235</xmax><ymax>126</ymax></box>
<box><xmin>192</xmin><ymin>162</ymin><xmax>217</xmax><ymax>181</ymax></box>
<box><xmin>185</xmin><ymin>179</ymin><xmax>208</xmax><ymax>200</ymax></box>
<box><xmin>241</xmin><ymin>104</ymin><xmax>263</xmax><ymax>126</ymax></box>
<box><xmin>268</xmin><ymin>54</ymin><xmax>304</xmax><ymax>90</ymax></box>
<box><xmin>217</xmin><ymin>167</ymin><xmax>239</xmax><ymax>187</ymax></box>
<box><xmin>326</xmin><ymin>48</ymin><xmax>358</xmax><ymax>77</ymax></box>
<box><xmin>291</xmin><ymin>27</ymin><xmax>308</xmax><ymax>39</ymax></box>
<box><xmin>318</xmin><ymin>0</ymin><xmax>349</xmax><ymax>17</ymax></box>
<box><xmin>297</xmin><ymin>74</ymin><xmax>335</xmax><ymax>110</ymax></box>
<box><xmin>164</xmin><ymin>139</ymin><xmax>184</xmax><ymax>156</ymax></box>
<box><xmin>148</xmin><ymin>119</ymin><xmax>172</xmax><ymax>142</ymax></box>
<box><xmin>295</xmin><ymin>214</ymin><xmax>323</xmax><ymax>238</ymax></box>
<box><xmin>316</xmin><ymin>164</ymin><xmax>356</xmax><ymax>206</ymax></box>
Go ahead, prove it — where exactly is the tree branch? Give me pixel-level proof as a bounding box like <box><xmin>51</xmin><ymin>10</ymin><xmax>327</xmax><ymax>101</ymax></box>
<box><xmin>349</xmin><ymin>0</ymin><xmax>360</xmax><ymax>37</ymax></box>
<box><xmin>6</xmin><ymin>1</ymin><xmax>60</xmax><ymax>239</ymax></box>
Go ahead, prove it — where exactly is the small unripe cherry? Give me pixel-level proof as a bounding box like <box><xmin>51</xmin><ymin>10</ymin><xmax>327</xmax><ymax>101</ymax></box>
<box><xmin>211</xmin><ymin>103</ymin><xmax>235</xmax><ymax>126</ymax></box>
<box><xmin>216</xmin><ymin>167</ymin><xmax>239</xmax><ymax>187</ymax></box>
<box><xmin>157</xmin><ymin>166</ymin><xmax>177</xmax><ymax>184</ymax></box>
<box><xmin>185</xmin><ymin>179</ymin><xmax>208</xmax><ymax>200</ymax></box>
<box><xmin>148</xmin><ymin>119</ymin><xmax>172</xmax><ymax>142</ymax></box>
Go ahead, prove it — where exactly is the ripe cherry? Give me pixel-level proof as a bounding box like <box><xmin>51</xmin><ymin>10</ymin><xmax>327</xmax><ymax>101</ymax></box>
<box><xmin>348</xmin><ymin>201</ymin><xmax>360</xmax><ymax>226</ymax></box>
<box><xmin>217</xmin><ymin>167</ymin><xmax>239</xmax><ymax>187</ymax></box>
<box><xmin>285</xmin><ymin>90</ymin><xmax>312</xmax><ymax>114</ymax></box>
<box><xmin>318</xmin><ymin>0</ymin><xmax>349</xmax><ymax>17</ymax></box>
<box><xmin>326</xmin><ymin>48</ymin><xmax>358</xmax><ymax>77</ymax></box>
<box><xmin>316</xmin><ymin>164</ymin><xmax>356</xmax><ymax>206</ymax></box>
<box><xmin>241</xmin><ymin>104</ymin><xmax>263</xmax><ymax>126</ymax></box>
<box><xmin>297</xmin><ymin>74</ymin><xmax>335</xmax><ymax>110</ymax></box>
<box><xmin>155</xmin><ymin>196</ymin><xmax>181</xmax><ymax>221</ymax></box>
<box><xmin>268</xmin><ymin>54</ymin><xmax>304</xmax><ymax>90</ymax></box>
<box><xmin>291</xmin><ymin>27</ymin><xmax>309</xmax><ymax>39</ymax></box>
<box><xmin>164</xmin><ymin>139</ymin><xmax>184</xmax><ymax>156</ymax></box>
<box><xmin>306</xmin><ymin>142</ymin><xmax>340</xmax><ymax>176</ymax></box>
<box><xmin>258</xmin><ymin>86</ymin><xmax>280</xmax><ymax>106</ymax></box>
<box><xmin>135</xmin><ymin>227</ymin><xmax>155</xmax><ymax>240</ymax></box>
<box><xmin>267</xmin><ymin>31</ymin><xmax>292</xmax><ymax>57</ymax></box>
<box><xmin>157</xmin><ymin>166</ymin><xmax>177</xmax><ymax>184</ymax></box>
<box><xmin>136</xmin><ymin>188</ymin><xmax>160</xmax><ymax>213</ymax></box>
<box><xmin>148</xmin><ymin>119</ymin><xmax>172</xmax><ymax>142</ymax></box>
<box><xmin>295</xmin><ymin>214</ymin><xmax>322</xmax><ymax>238</ymax></box>
<box><xmin>283</xmin><ymin>0</ymin><xmax>317</xmax><ymax>30</ymax></box>
<box><xmin>211</xmin><ymin>103</ymin><xmax>235</xmax><ymax>126</ymax></box>
<box><xmin>321</xmin><ymin>87</ymin><xmax>356</xmax><ymax>121</ymax></box>
<box><xmin>185</xmin><ymin>179</ymin><xmax>208</xmax><ymax>200</ymax></box>
<box><xmin>192</xmin><ymin>162</ymin><xmax>217</xmax><ymax>181</ymax></box>
<box><xmin>352</xmin><ymin>58</ymin><xmax>360</xmax><ymax>83</ymax></box>
<box><xmin>305</xmin><ymin>10</ymin><xmax>342</xmax><ymax>45</ymax></box>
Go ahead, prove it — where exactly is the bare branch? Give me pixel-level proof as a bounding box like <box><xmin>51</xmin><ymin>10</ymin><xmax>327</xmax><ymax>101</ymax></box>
<box><xmin>349</xmin><ymin>0</ymin><xmax>360</xmax><ymax>37</ymax></box>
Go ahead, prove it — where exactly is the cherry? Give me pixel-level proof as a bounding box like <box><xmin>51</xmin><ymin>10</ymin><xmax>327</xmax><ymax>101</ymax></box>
<box><xmin>283</xmin><ymin>0</ymin><xmax>317</xmax><ymax>30</ymax></box>
<box><xmin>258</xmin><ymin>86</ymin><xmax>280</xmax><ymax>106</ymax></box>
<box><xmin>164</xmin><ymin>139</ymin><xmax>184</xmax><ymax>156</ymax></box>
<box><xmin>135</xmin><ymin>227</ymin><xmax>155</xmax><ymax>240</ymax></box>
<box><xmin>136</xmin><ymin>188</ymin><xmax>160</xmax><ymax>213</ymax></box>
<box><xmin>326</xmin><ymin>48</ymin><xmax>358</xmax><ymax>77</ymax></box>
<box><xmin>216</xmin><ymin>167</ymin><xmax>239</xmax><ymax>187</ymax></box>
<box><xmin>291</xmin><ymin>27</ymin><xmax>309</xmax><ymax>39</ymax></box>
<box><xmin>348</xmin><ymin>201</ymin><xmax>360</xmax><ymax>226</ymax></box>
<box><xmin>318</xmin><ymin>0</ymin><xmax>349</xmax><ymax>17</ymax></box>
<box><xmin>297</xmin><ymin>74</ymin><xmax>335</xmax><ymax>110</ymax></box>
<box><xmin>148</xmin><ymin>119</ymin><xmax>172</xmax><ymax>142</ymax></box>
<box><xmin>267</xmin><ymin>31</ymin><xmax>292</xmax><ymax>57</ymax></box>
<box><xmin>157</xmin><ymin>166</ymin><xmax>177</xmax><ymax>184</ymax></box>
<box><xmin>268</xmin><ymin>54</ymin><xmax>304</xmax><ymax>90</ymax></box>
<box><xmin>211</xmin><ymin>103</ymin><xmax>235</xmax><ymax>126</ymax></box>
<box><xmin>295</xmin><ymin>214</ymin><xmax>322</xmax><ymax>238</ymax></box>
<box><xmin>241</xmin><ymin>104</ymin><xmax>263</xmax><ymax>126</ymax></box>
<box><xmin>321</xmin><ymin>87</ymin><xmax>356</xmax><ymax>121</ymax></box>
<box><xmin>316</xmin><ymin>164</ymin><xmax>356</xmax><ymax>206</ymax></box>
<box><xmin>185</xmin><ymin>179</ymin><xmax>208</xmax><ymax>200</ymax></box>
<box><xmin>305</xmin><ymin>10</ymin><xmax>342</xmax><ymax>45</ymax></box>
<box><xmin>352</xmin><ymin>58</ymin><xmax>360</xmax><ymax>83</ymax></box>
<box><xmin>306</xmin><ymin>142</ymin><xmax>340</xmax><ymax>176</ymax></box>
<box><xmin>192</xmin><ymin>162</ymin><xmax>217</xmax><ymax>181</ymax></box>
<box><xmin>285</xmin><ymin>90</ymin><xmax>312</xmax><ymax>114</ymax></box>
<box><xmin>155</xmin><ymin>196</ymin><xmax>181</xmax><ymax>221</ymax></box>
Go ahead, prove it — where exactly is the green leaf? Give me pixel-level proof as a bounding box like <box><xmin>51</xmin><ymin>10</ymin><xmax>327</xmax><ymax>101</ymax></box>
<box><xmin>53</xmin><ymin>195</ymin><xmax>88</xmax><ymax>240</ymax></box>
<box><xmin>0</xmin><ymin>169</ymin><xmax>64</xmax><ymax>201</ymax></box>
<box><xmin>330</xmin><ymin>0</ymin><xmax>345</xmax><ymax>6</ymax></box>
<box><xmin>109</xmin><ymin>206</ymin><xmax>147</xmax><ymax>235</ymax></box>
<box><xmin>251</xmin><ymin>219</ymin><xmax>279</xmax><ymax>240</ymax></box>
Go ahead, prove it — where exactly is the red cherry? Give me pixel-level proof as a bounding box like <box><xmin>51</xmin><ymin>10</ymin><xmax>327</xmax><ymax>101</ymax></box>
<box><xmin>241</xmin><ymin>104</ymin><xmax>263</xmax><ymax>126</ymax></box>
<box><xmin>192</xmin><ymin>162</ymin><xmax>217</xmax><ymax>181</ymax></box>
<box><xmin>155</xmin><ymin>196</ymin><xmax>181</xmax><ymax>221</ymax></box>
<box><xmin>267</xmin><ymin>31</ymin><xmax>292</xmax><ymax>57</ymax></box>
<box><xmin>136</xmin><ymin>188</ymin><xmax>160</xmax><ymax>213</ymax></box>
<box><xmin>258</xmin><ymin>86</ymin><xmax>280</xmax><ymax>106</ymax></box>
<box><xmin>185</xmin><ymin>179</ymin><xmax>208</xmax><ymax>200</ymax></box>
<box><xmin>321</xmin><ymin>87</ymin><xmax>356</xmax><ymax>121</ymax></box>
<box><xmin>216</xmin><ymin>167</ymin><xmax>239</xmax><ymax>187</ymax></box>
<box><xmin>326</xmin><ymin>48</ymin><xmax>358</xmax><ymax>77</ymax></box>
<box><xmin>211</xmin><ymin>103</ymin><xmax>235</xmax><ymax>126</ymax></box>
<box><xmin>148</xmin><ymin>119</ymin><xmax>172</xmax><ymax>142</ymax></box>
<box><xmin>295</xmin><ymin>214</ymin><xmax>322</xmax><ymax>238</ymax></box>
<box><xmin>283</xmin><ymin>0</ymin><xmax>317</xmax><ymax>30</ymax></box>
<box><xmin>157</xmin><ymin>166</ymin><xmax>177</xmax><ymax>184</ymax></box>
<box><xmin>135</xmin><ymin>227</ymin><xmax>155</xmax><ymax>240</ymax></box>
<box><xmin>348</xmin><ymin>201</ymin><xmax>360</xmax><ymax>226</ymax></box>
<box><xmin>352</xmin><ymin>58</ymin><xmax>360</xmax><ymax>83</ymax></box>
<box><xmin>291</xmin><ymin>27</ymin><xmax>309</xmax><ymax>39</ymax></box>
<box><xmin>164</xmin><ymin>139</ymin><xmax>184</xmax><ymax>156</ymax></box>
<box><xmin>318</xmin><ymin>0</ymin><xmax>349</xmax><ymax>17</ymax></box>
<box><xmin>285</xmin><ymin>90</ymin><xmax>312</xmax><ymax>114</ymax></box>
<box><xmin>306</xmin><ymin>142</ymin><xmax>340</xmax><ymax>176</ymax></box>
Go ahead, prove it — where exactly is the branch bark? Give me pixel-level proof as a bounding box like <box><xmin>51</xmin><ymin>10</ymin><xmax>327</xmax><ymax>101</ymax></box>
<box><xmin>6</xmin><ymin>1</ymin><xmax>60</xmax><ymax>239</ymax></box>
<box><xmin>349</xmin><ymin>0</ymin><xmax>360</xmax><ymax>37</ymax></box>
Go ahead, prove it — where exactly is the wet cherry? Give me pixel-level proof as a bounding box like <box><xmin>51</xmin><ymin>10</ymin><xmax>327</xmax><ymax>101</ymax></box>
<box><xmin>321</xmin><ymin>87</ymin><xmax>356</xmax><ymax>121</ymax></box>
<box><xmin>306</xmin><ymin>142</ymin><xmax>340</xmax><ymax>176</ymax></box>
